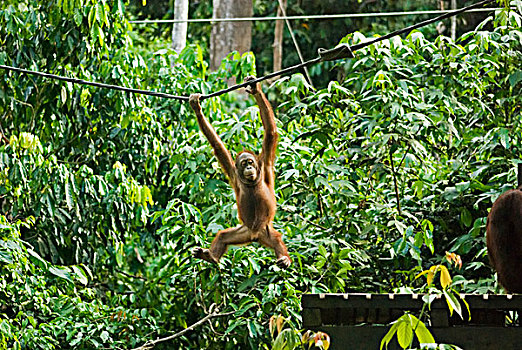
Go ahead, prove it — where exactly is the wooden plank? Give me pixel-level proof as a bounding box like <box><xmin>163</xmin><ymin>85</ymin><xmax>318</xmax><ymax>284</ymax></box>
<box><xmin>431</xmin><ymin>309</ymin><xmax>449</xmax><ymax>327</ymax></box>
<box><xmin>302</xmin><ymin>308</ymin><xmax>321</xmax><ymax>327</ymax></box>
<box><xmin>302</xmin><ymin>293</ymin><xmax>432</xmax><ymax>310</ymax></box>
<box><xmin>459</xmin><ymin>293</ymin><xmax>522</xmax><ymax>309</ymax></box>
<box><xmin>302</xmin><ymin>293</ymin><xmax>521</xmax><ymax>349</ymax></box>
<box><xmin>302</xmin><ymin>293</ymin><xmax>522</xmax><ymax>310</ymax></box>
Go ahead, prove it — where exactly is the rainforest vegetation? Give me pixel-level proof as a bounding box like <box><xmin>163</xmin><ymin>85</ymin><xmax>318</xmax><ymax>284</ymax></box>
<box><xmin>1</xmin><ymin>0</ymin><xmax>521</xmax><ymax>348</ymax></box>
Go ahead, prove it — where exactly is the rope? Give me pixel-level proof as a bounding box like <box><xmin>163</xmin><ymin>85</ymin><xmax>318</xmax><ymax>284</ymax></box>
<box><xmin>202</xmin><ymin>0</ymin><xmax>495</xmax><ymax>100</ymax></box>
<box><xmin>350</xmin><ymin>0</ymin><xmax>495</xmax><ymax>51</ymax></box>
<box><xmin>129</xmin><ymin>7</ymin><xmax>504</xmax><ymax>24</ymax></box>
<box><xmin>0</xmin><ymin>0</ymin><xmax>496</xmax><ymax>102</ymax></box>
<box><xmin>0</xmin><ymin>65</ymin><xmax>189</xmax><ymax>101</ymax></box>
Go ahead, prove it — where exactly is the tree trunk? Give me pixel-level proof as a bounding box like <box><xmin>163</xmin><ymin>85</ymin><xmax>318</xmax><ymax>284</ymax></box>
<box><xmin>172</xmin><ymin>0</ymin><xmax>189</xmax><ymax>54</ymax></box>
<box><xmin>272</xmin><ymin>0</ymin><xmax>287</xmax><ymax>74</ymax></box>
<box><xmin>210</xmin><ymin>0</ymin><xmax>253</xmax><ymax>71</ymax></box>
<box><xmin>450</xmin><ymin>0</ymin><xmax>457</xmax><ymax>41</ymax></box>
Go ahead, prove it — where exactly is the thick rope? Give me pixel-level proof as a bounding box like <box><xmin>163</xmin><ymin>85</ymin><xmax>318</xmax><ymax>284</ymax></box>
<box><xmin>0</xmin><ymin>65</ymin><xmax>189</xmax><ymax>101</ymax></box>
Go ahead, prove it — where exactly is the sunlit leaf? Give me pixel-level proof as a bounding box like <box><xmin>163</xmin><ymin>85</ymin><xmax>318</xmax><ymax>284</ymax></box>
<box><xmin>444</xmin><ymin>290</ymin><xmax>463</xmax><ymax>319</ymax></box>
<box><xmin>439</xmin><ymin>265</ymin><xmax>452</xmax><ymax>289</ymax></box>
<box><xmin>49</xmin><ymin>266</ymin><xmax>73</xmax><ymax>283</ymax></box>
<box><xmin>71</xmin><ymin>265</ymin><xmax>89</xmax><ymax>285</ymax></box>
<box><xmin>397</xmin><ymin>317</ymin><xmax>413</xmax><ymax>348</ymax></box>
<box><xmin>411</xmin><ymin>315</ymin><xmax>435</xmax><ymax>344</ymax></box>
<box><xmin>380</xmin><ymin>322</ymin><xmax>399</xmax><ymax>350</ymax></box>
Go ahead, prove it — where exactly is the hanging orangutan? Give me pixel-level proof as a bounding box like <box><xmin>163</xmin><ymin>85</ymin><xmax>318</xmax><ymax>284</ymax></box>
<box><xmin>188</xmin><ymin>76</ymin><xmax>291</xmax><ymax>269</ymax></box>
<box><xmin>486</xmin><ymin>187</ymin><xmax>522</xmax><ymax>293</ymax></box>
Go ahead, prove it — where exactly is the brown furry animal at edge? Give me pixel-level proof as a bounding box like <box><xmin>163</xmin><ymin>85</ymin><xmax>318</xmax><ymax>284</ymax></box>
<box><xmin>486</xmin><ymin>188</ymin><xmax>522</xmax><ymax>293</ymax></box>
<box><xmin>187</xmin><ymin>76</ymin><xmax>291</xmax><ymax>269</ymax></box>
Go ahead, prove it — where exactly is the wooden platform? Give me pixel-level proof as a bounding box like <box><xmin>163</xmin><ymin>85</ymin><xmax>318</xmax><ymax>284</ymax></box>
<box><xmin>302</xmin><ymin>293</ymin><xmax>522</xmax><ymax>350</ymax></box>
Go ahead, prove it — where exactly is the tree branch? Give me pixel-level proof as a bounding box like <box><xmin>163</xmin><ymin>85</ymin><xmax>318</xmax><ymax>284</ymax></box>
<box><xmin>116</xmin><ymin>269</ymin><xmax>166</xmax><ymax>285</ymax></box>
<box><xmin>389</xmin><ymin>147</ymin><xmax>401</xmax><ymax>216</ymax></box>
<box><xmin>130</xmin><ymin>310</ymin><xmax>235</xmax><ymax>350</ymax></box>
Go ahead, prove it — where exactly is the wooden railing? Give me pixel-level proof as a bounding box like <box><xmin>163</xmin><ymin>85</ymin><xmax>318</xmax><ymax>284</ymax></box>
<box><xmin>302</xmin><ymin>293</ymin><xmax>522</xmax><ymax>349</ymax></box>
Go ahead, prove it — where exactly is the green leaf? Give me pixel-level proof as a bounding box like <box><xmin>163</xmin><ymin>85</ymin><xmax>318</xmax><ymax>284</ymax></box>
<box><xmin>117</xmin><ymin>0</ymin><xmax>124</xmax><ymax>15</ymax></box>
<box><xmin>27</xmin><ymin>315</ymin><xmax>37</xmax><ymax>328</ymax></box>
<box><xmin>0</xmin><ymin>320</ymin><xmax>11</xmax><ymax>336</ymax></box>
<box><xmin>0</xmin><ymin>250</ymin><xmax>13</xmax><ymax>264</ymax></box>
<box><xmin>120</xmin><ymin>113</ymin><xmax>130</xmax><ymax>128</ymax></box>
<box><xmin>88</xmin><ymin>5</ymin><xmax>96</xmax><ymax>27</ymax></box>
<box><xmin>397</xmin><ymin>317</ymin><xmax>413</xmax><ymax>348</ymax></box>
<box><xmin>272</xmin><ymin>329</ymin><xmax>297</xmax><ymax>350</ymax></box>
<box><xmin>97</xmin><ymin>25</ymin><xmax>105</xmax><ymax>46</ymax></box>
<box><xmin>224</xmin><ymin>320</ymin><xmax>242</xmax><ymax>336</ymax></box>
<box><xmin>272</xmin><ymin>331</ymin><xmax>286</xmax><ymax>350</ymax></box>
<box><xmin>318</xmin><ymin>245</ymin><xmax>328</xmax><ymax>257</ymax></box>
<box><xmin>380</xmin><ymin>322</ymin><xmax>399</xmax><ymax>350</ymax></box>
<box><xmin>413</xmin><ymin>180</ymin><xmax>423</xmax><ymax>199</ymax></box>
<box><xmin>236</xmin><ymin>302</ymin><xmax>257</xmax><ymax>316</ymax></box>
<box><xmin>49</xmin><ymin>266</ymin><xmax>73</xmax><ymax>283</ymax></box>
<box><xmin>443</xmin><ymin>187</ymin><xmax>459</xmax><ymax>201</ymax></box>
<box><xmin>460</xmin><ymin>208</ymin><xmax>472</xmax><ymax>227</ymax></box>
<box><xmin>247</xmin><ymin>320</ymin><xmax>258</xmax><ymax>338</ymax></box>
<box><xmin>455</xmin><ymin>181</ymin><xmax>470</xmax><ymax>192</ymax></box>
<box><xmin>61</xmin><ymin>86</ymin><xmax>67</xmax><ymax>104</ymax></box>
<box><xmin>27</xmin><ymin>249</ymin><xmax>48</xmax><ymax>268</ymax></box>
<box><xmin>65</xmin><ymin>179</ymin><xmax>74</xmax><ymax>210</ymax></box>
<box><xmin>73</xmin><ymin>8</ymin><xmax>82</xmax><ymax>26</ymax></box>
<box><xmin>413</xmin><ymin>318</ymin><xmax>435</xmax><ymax>345</ymax></box>
<box><xmin>95</xmin><ymin>3</ymin><xmax>103</xmax><ymax>24</ymax></box>
<box><xmin>115</xmin><ymin>241</ymin><xmax>124</xmax><ymax>267</ymax></box>
<box><xmin>62</xmin><ymin>0</ymin><xmax>70</xmax><ymax>14</ymax></box>
<box><xmin>314</xmin><ymin>176</ymin><xmax>329</xmax><ymax>188</ymax></box>
<box><xmin>508</xmin><ymin>70</ymin><xmax>522</xmax><ymax>87</ymax></box>
<box><xmin>100</xmin><ymin>330</ymin><xmax>109</xmax><ymax>342</ymax></box>
<box><xmin>154</xmin><ymin>49</ymin><xmax>168</xmax><ymax>56</ymax></box>
<box><xmin>444</xmin><ymin>289</ymin><xmax>463</xmax><ymax>319</ymax></box>
<box><xmin>70</xmin><ymin>332</ymin><xmax>83</xmax><ymax>347</ymax></box>
<box><xmin>71</xmin><ymin>265</ymin><xmax>89</xmax><ymax>285</ymax></box>
<box><xmin>499</xmin><ymin>128</ymin><xmax>510</xmax><ymax>149</ymax></box>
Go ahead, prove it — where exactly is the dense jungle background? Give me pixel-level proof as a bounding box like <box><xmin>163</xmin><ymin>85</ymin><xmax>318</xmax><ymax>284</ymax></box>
<box><xmin>1</xmin><ymin>0</ymin><xmax>521</xmax><ymax>348</ymax></box>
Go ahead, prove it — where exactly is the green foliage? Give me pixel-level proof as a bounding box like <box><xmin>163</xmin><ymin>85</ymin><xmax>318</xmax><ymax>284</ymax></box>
<box><xmin>382</xmin><ymin>253</ymin><xmax>470</xmax><ymax>350</ymax></box>
<box><xmin>275</xmin><ymin>3</ymin><xmax>522</xmax><ymax>292</ymax></box>
<box><xmin>380</xmin><ymin>313</ymin><xmax>435</xmax><ymax>350</ymax></box>
<box><xmin>0</xmin><ymin>0</ymin><xmax>521</xmax><ymax>349</ymax></box>
<box><xmin>0</xmin><ymin>215</ymin><xmax>159</xmax><ymax>349</ymax></box>
<box><xmin>250</xmin><ymin>0</ymin><xmax>487</xmax><ymax>84</ymax></box>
